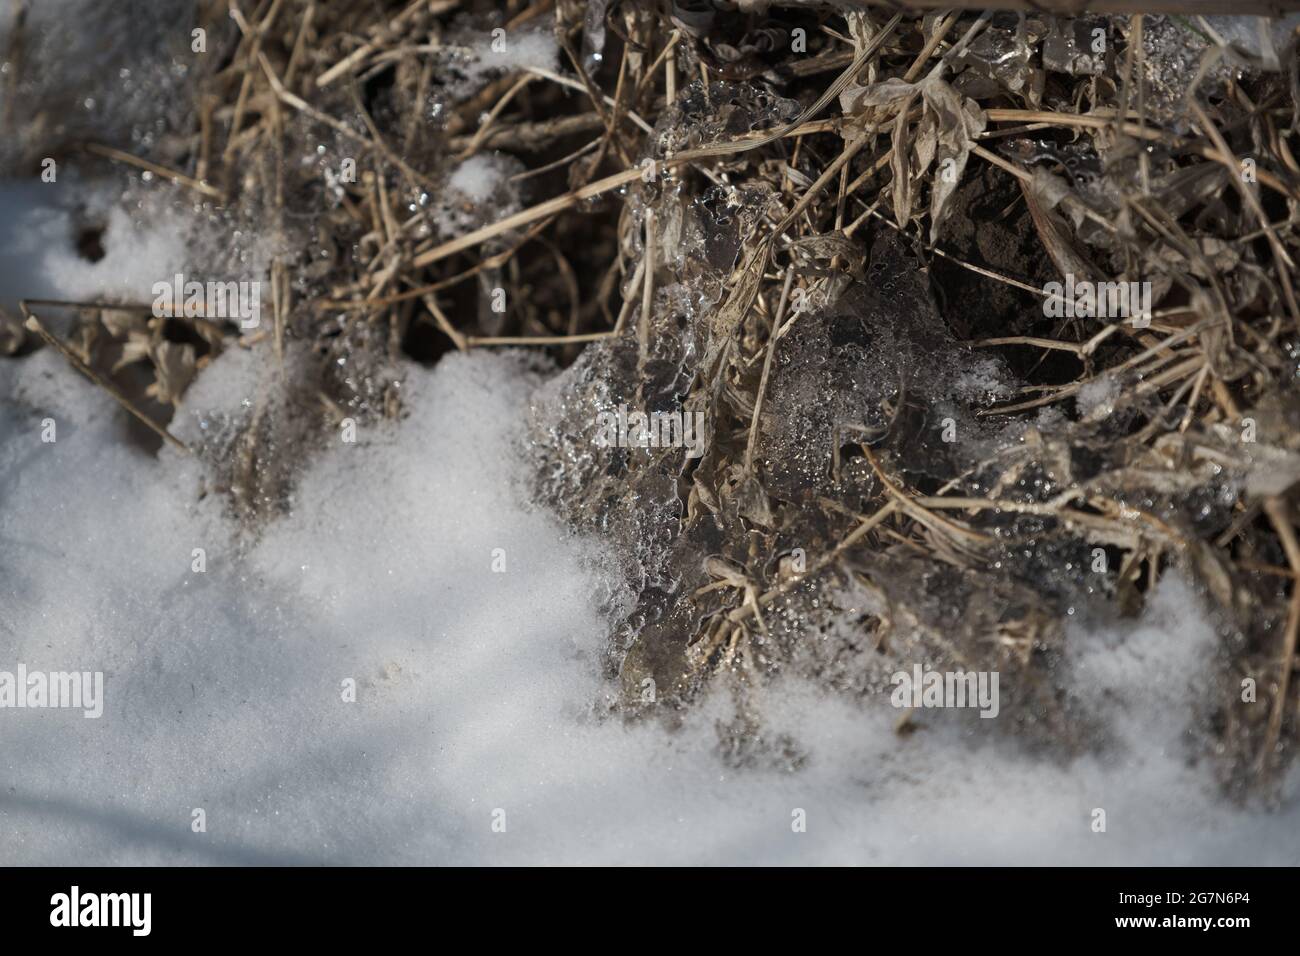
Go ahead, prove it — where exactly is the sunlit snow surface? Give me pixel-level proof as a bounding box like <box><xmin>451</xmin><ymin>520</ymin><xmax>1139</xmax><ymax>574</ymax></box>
<box><xmin>2</xmin><ymin>335</ymin><xmax>1299</xmax><ymax>865</ymax></box>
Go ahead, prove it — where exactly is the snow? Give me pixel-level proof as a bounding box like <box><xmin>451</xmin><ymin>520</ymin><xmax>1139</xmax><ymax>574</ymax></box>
<box><xmin>447</xmin><ymin>154</ymin><xmax>515</xmax><ymax>205</ymax></box>
<box><xmin>473</xmin><ymin>28</ymin><xmax>558</xmax><ymax>75</ymax></box>
<box><xmin>439</xmin><ymin>26</ymin><xmax>559</xmax><ymax>104</ymax></box>
<box><xmin>0</xmin><ymin>180</ymin><xmax>188</xmax><ymax>312</ymax></box>
<box><xmin>0</xmin><ymin>175</ymin><xmax>275</xmax><ymax>329</ymax></box>
<box><xmin>1077</xmin><ymin>373</ymin><xmax>1120</xmax><ymax>417</ymax></box>
<box><xmin>2</xmin><ymin>292</ymin><xmax>1298</xmax><ymax>863</ymax></box>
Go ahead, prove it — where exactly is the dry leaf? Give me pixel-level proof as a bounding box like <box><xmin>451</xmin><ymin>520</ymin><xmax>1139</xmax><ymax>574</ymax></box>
<box><xmin>917</xmin><ymin>75</ymin><xmax>985</xmax><ymax>243</ymax></box>
<box><xmin>890</xmin><ymin>95</ymin><xmax>919</xmax><ymax>229</ymax></box>
<box><xmin>843</xmin><ymin>75</ymin><xmax>985</xmax><ymax>238</ymax></box>
<box><xmin>111</xmin><ymin>330</ymin><xmax>152</xmax><ymax>374</ymax></box>
<box><xmin>147</xmin><ymin>340</ymin><xmax>197</xmax><ymax>406</ymax></box>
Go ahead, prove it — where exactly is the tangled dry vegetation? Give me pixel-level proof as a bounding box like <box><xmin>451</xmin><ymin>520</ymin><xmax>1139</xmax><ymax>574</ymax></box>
<box><xmin>7</xmin><ymin>1</ymin><xmax>1300</xmax><ymax>789</ymax></box>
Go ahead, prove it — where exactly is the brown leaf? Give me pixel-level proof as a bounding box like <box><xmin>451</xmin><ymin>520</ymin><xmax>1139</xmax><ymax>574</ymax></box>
<box><xmin>147</xmin><ymin>340</ymin><xmax>197</xmax><ymax>406</ymax></box>
<box><xmin>111</xmin><ymin>330</ymin><xmax>152</xmax><ymax>374</ymax></box>
<box><xmin>890</xmin><ymin>91</ymin><xmax>920</xmax><ymax>229</ymax></box>
<box><xmin>917</xmin><ymin>76</ymin><xmax>985</xmax><ymax>243</ymax></box>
